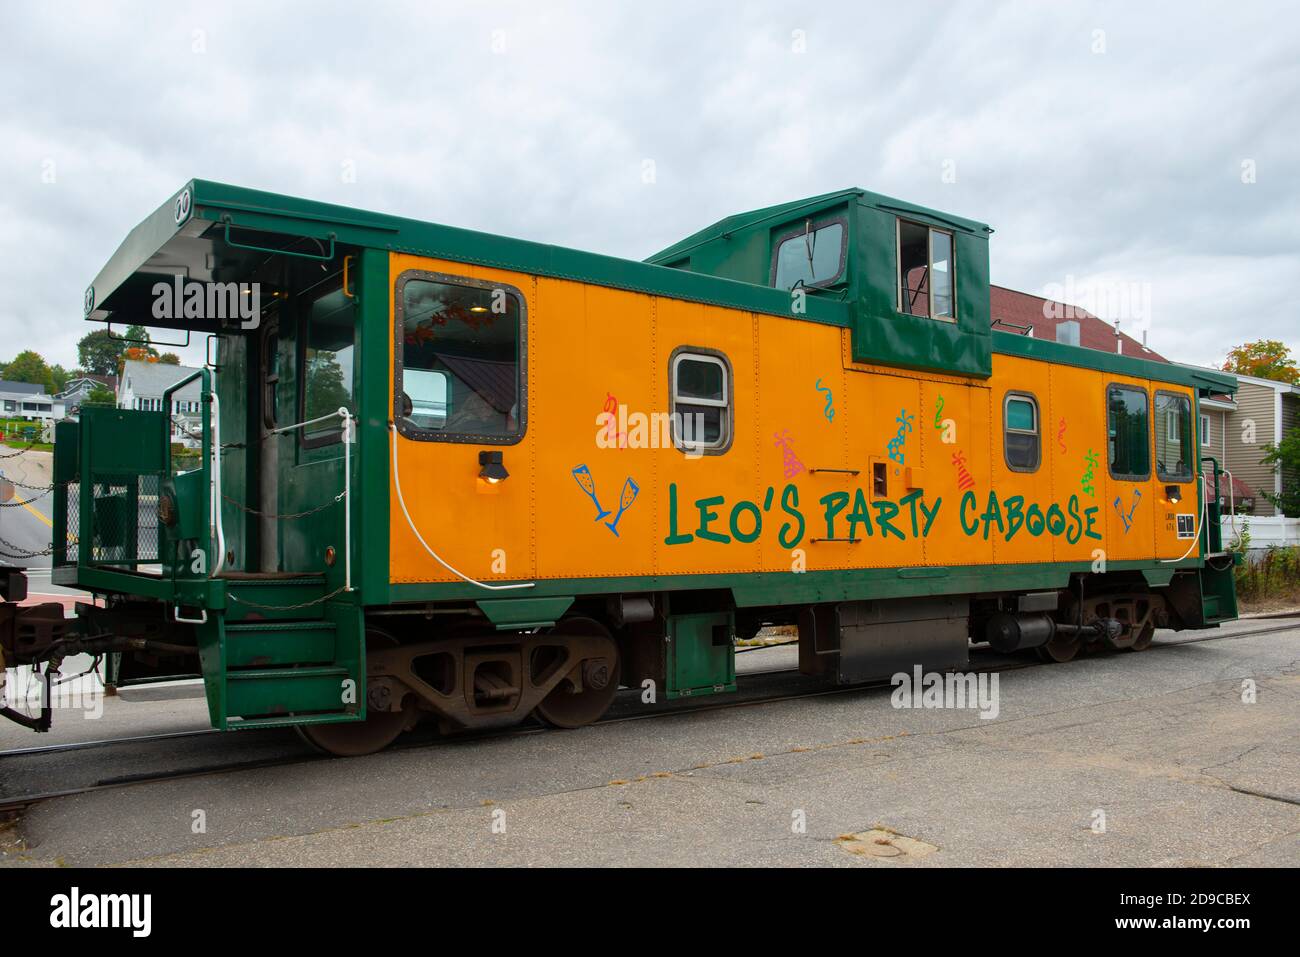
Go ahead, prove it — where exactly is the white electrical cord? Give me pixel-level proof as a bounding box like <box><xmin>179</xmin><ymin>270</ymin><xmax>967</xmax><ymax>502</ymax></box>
<box><xmin>389</xmin><ymin>423</ymin><xmax>535</xmax><ymax>591</ymax></box>
<box><xmin>1162</xmin><ymin>474</ymin><xmax>1209</xmax><ymax>564</ymax></box>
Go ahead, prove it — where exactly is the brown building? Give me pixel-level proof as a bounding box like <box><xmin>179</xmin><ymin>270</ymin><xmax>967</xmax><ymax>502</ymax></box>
<box><xmin>989</xmin><ymin>285</ymin><xmax>1165</xmax><ymax>360</ymax></box>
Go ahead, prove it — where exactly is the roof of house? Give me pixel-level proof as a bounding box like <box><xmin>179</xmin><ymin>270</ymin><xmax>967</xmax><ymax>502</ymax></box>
<box><xmin>0</xmin><ymin>380</ymin><xmax>46</xmax><ymax>396</ymax></box>
<box><xmin>118</xmin><ymin>360</ymin><xmax>203</xmax><ymax>398</ymax></box>
<box><xmin>61</xmin><ymin>373</ymin><xmax>119</xmax><ymax>395</ymax></box>
<box><xmin>990</xmin><ymin>286</ymin><xmax>1166</xmax><ymax>361</ymax></box>
<box><xmin>1200</xmin><ymin>464</ymin><xmax>1257</xmax><ymax>504</ymax></box>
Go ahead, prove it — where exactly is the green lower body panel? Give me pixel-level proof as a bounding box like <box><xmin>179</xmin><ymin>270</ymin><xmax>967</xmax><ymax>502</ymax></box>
<box><xmin>226</xmin><ymin>665</ymin><xmax>352</xmax><ymax>720</ymax></box>
<box><xmin>666</xmin><ymin>611</ymin><xmax>736</xmax><ymax>699</ymax></box>
<box><xmin>1200</xmin><ymin>562</ymin><xmax>1239</xmax><ymax>624</ymax></box>
<box><xmin>224</xmin><ymin>621</ymin><xmax>338</xmax><ymax>667</ymax></box>
<box><xmin>195</xmin><ymin>582</ymin><xmax>366</xmax><ymax>730</ymax></box>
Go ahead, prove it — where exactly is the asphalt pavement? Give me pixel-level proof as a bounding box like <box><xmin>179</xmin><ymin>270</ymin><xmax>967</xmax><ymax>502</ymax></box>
<box><xmin>2</xmin><ymin>620</ymin><xmax>1296</xmax><ymax>867</ymax></box>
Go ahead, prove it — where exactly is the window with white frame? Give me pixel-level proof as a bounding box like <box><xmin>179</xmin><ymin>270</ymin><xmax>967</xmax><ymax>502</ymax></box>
<box><xmin>670</xmin><ymin>349</ymin><xmax>732</xmax><ymax>454</ymax></box>
<box><xmin>1200</xmin><ymin>413</ymin><xmax>1211</xmax><ymax>446</ymax></box>
<box><xmin>1003</xmin><ymin>392</ymin><xmax>1040</xmax><ymax>472</ymax></box>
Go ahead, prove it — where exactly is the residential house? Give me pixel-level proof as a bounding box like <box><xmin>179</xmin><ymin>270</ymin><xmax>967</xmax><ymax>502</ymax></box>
<box><xmin>58</xmin><ymin>373</ymin><xmax>118</xmax><ymax>415</ymax></box>
<box><xmin>1171</xmin><ymin>364</ymin><xmax>1298</xmax><ymax>517</ymax></box>
<box><xmin>0</xmin><ymin>379</ymin><xmax>65</xmax><ymax>422</ymax></box>
<box><xmin>1216</xmin><ymin>372</ymin><xmax>1299</xmax><ymax>517</ymax></box>
<box><xmin>117</xmin><ymin>360</ymin><xmax>204</xmax><ymax>449</ymax></box>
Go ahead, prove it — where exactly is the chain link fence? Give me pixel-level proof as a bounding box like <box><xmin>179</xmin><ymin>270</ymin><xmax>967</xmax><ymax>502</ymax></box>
<box><xmin>83</xmin><ymin>475</ymin><xmax>163</xmax><ymax>568</ymax></box>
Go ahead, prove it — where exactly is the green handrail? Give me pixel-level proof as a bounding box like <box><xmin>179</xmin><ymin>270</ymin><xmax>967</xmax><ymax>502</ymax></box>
<box><xmin>222</xmin><ymin>220</ymin><xmax>336</xmax><ymax>262</ymax></box>
<box><xmin>164</xmin><ymin>369</ymin><xmax>213</xmax><ymax>591</ymax></box>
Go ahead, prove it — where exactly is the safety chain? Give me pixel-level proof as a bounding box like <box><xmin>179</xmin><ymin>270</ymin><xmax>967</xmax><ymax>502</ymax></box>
<box><xmin>220</xmin><ymin>491</ymin><xmax>344</xmax><ymax>521</ymax></box>
<box><xmin>0</xmin><ymin>438</ymin><xmax>42</xmax><ymax>458</ymax></box>
<box><xmin>169</xmin><ymin>417</ymin><xmax>205</xmax><ymax>443</ymax></box>
<box><xmin>0</xmin><ymin>490</ymin><xmax>52</xmax><ymax>508</ymax></box>
<box><xmin>0</xmin><ymin>531</ymin><xmax>56</xmax><ymax>559</ymax></box>
<box><xmin>0</xmin><ymin>476</ymin><xmax>75</xmax><ymax>508</ymax></box>
<box><xmin>227</xmin><ymin>583</ymin><xmax>350</xmax><ymax>612</ymax></box>
<box><xmin>4</xmin><ymin>477</ymin><xmax>61</xmax><ymax>492</ymax></box>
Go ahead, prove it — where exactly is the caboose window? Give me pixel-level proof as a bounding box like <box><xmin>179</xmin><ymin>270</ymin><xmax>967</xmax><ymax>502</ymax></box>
<box><xmin>770</xmin><ymin>218</ymin><xmax>847</xmax><ymax>291</ymax></box>
<box><xmin>670</xmin><ymin>348</ymin><xmax>732</xmax><ymax>454</ymax></box>
<box><xmin>1107</xmin><ymin>384</ymin><xmax>1150</xmax><ymax>481</ymax></box>
<box><xmin>1155</xmin><ymin>391</ymin><xmax>1192</xmax><ymax>482</ymax></box>
<box><xmin>897</xmin><ymin>220</ymin><xmax>955</xmax><ymax>320</ymax></box>
<box><xmin>394</xmin><ymin>273</ymin><xmax>525</xmax><ymax>444</ymax></box>
<box><xmin>301</xmin><ymin>281</ymin><xmax>356</xmax><ymax>446</ymax></box>
<box><xmin>1003</xmin><ymin>393</ymin><xmax>1040</xmax><ymax>472</ymax></box>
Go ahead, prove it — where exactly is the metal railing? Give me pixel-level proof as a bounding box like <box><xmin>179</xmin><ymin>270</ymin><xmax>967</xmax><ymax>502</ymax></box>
<box><xmin>163</xmin><ymin>368</ymin><xmax>221</xmax><ymax>578</ymax></box>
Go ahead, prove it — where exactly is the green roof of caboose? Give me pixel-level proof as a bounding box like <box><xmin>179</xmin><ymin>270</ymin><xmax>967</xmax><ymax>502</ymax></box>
<box><xmin>81</xmin><ymin>179</ymin><xmax>1235</xmax><ymax>396</ymax></box>
<box><xmin>646</xmin><ymin>187</ymin><xmax>990</xmax><ymax>265</ymax></box>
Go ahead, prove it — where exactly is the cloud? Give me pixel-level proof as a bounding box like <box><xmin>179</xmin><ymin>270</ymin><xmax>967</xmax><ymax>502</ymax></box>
<box><xmin>1</xmin><ymin>0</ymin><xmax>1296</xmax><ymax>371</ymax></box>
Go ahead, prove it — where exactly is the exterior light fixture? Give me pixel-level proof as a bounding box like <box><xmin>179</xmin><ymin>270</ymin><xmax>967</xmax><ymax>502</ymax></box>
<box><xmin>1165</xmin><ymin>484</ymin><xmax>1181</xmax><ymax>504</ymax></box>
<box><xmin>479</xmin><ymin>450</ymin><xmax>509</xmax><ymax>483</ymax></box>
<box><xmin>469</xmin><ymin>305</ymin><xmax>489</xmax><ymax>313</ymax></box>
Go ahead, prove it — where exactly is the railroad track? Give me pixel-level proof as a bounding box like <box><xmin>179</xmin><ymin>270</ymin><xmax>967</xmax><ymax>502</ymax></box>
<box><xmin>2</xmin><ymin>616</ymin><xmax>1296</xmax><ymax>815</ymax></box>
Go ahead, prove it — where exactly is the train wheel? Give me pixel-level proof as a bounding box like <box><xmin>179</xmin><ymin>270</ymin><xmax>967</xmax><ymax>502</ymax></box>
<box><xmin>1127</xmin><ymin>619</ymin><xmax>1155</xmax><ymax>652</ymax></box>
<box><xmin>298</xmin><ymin>703</ymin><xmax>411</xmax><ymax>757</ymax></box>
<box><xmin>1036</xmin><ymin>628</ymin><xmax>1080</xmax><ymax>663</ymax></box>
<box><xmin>533</xmin><ymin>617</ymin><xmax>620</xmax><ymax>729</ymax></box>
<box><xmin>298</xmin><ymin>630</ymin><xmax>412</xmax><ymax>757</ymax></box>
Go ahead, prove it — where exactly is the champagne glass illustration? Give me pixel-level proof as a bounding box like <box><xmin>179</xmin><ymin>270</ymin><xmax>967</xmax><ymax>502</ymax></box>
<box><xmin>605</xmin><ymin>477</ymin><xmax>640</xmax><ymax>537</ymax></box>
<box><xmin>571</xmin><ymin>464</ymin><xmax>611</xmax><ymax>520</ymax></box>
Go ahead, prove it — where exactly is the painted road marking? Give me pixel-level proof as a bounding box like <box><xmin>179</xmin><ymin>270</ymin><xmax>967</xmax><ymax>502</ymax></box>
<box><xmin>22</xmin><ymin>499</ymin><xmax>51</xmax><ymax>527</ymax></box>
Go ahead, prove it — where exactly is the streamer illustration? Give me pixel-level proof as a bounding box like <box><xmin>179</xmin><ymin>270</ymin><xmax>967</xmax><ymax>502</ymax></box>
<box><xmin>815</xmin><ymin>378</ymin><xmax>835</xmax><ymax>423</ymax></box>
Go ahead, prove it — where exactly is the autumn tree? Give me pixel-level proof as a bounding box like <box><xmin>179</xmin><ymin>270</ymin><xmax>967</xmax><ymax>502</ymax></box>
<box><xmin>4</xmin><ymin>350</ymin><xmax>56</xmax><ymax>393</ymax></box>
<box><xmin>121</xmin><ymin>346</ymin><xmax>160</xmax><ymax>370</ymax></box>
<box><xmin>1222</xmin><ymin>340</ymin><xmax>1300</xmax><ymax>384</ymax></box>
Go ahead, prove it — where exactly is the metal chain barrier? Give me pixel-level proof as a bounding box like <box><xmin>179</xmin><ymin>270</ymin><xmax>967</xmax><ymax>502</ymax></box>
<box><xmin>220</xmin><ymin>491</ymin><xmax>345</xmax><ymax>521</ymax></box>
<box><xmin>0</xmin><ymin>532</ymin><xmax>55</xmax><ymax>559</ymax></box>
<box><xmin>5</xmin><ymin>477</ymin><xmax>58</xmax><ymax>491</ymax></box>
<box><xmin>169</xmin><ymin>416</ymin><xmax>204</xmax><ymax>443</ymax></box>
<box><xmin>227</xmin><ymin>583</ymin><xmax>350</xmax><ymax>612</ymax></box>
<box><xmin>0</xmin><ymin>489</ymin><xmax>53</xmax><ymax>507</ymax></box>
<box><xmin>0</xmin><ymin>437</ymin><xmax>44</xmax><ymax>458</ymax></box>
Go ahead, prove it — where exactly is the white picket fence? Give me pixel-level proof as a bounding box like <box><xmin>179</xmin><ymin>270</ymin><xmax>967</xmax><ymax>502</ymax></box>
<box><xmin>1221</xmin><ymin>515</ymin><xmax>1300</xmax><ymax>556</ymax></box>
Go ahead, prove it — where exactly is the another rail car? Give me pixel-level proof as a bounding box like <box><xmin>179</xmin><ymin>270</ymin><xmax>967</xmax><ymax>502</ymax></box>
<box><xmin>0</xmin><ymin>182</ymin><xmax>1241</xmax><ymax>754</ymax></box>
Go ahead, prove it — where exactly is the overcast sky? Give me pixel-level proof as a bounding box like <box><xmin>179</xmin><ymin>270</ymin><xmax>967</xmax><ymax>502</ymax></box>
<box><xmin>1</xmin><ymin>1</ymin><xmax>1296</xmax><ymax>372</ymax></box>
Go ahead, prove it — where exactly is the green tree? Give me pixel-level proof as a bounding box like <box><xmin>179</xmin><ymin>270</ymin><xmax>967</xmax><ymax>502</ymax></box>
<box><xmin>84</xmin><ymin>384</ymin><xmax>116</xmax><ymax>407</ymax></box>
<box><xmin>303</xmin><ymin>351</ymin><xmax>352</xmax><ymax>421</ymax></box>
<box><xmin>4</xmin><ymin>350</ymin><xmax>56</xmax><ymax>393</ymax></box>
<box><xmin>78</xmin><ymin>325</ymin><xmax>159</xmax><ymax>375</ymax></box>
<box><xmin>77</xmin><ymin>329</ymin><xmax>124</xmax><ymax>375</ymax></box>
<box><xmin>158</xmin><ymin>352</ymin><xmax>181</xmax><ymax>365</ymax></box>
<box><xmin>49</xmin><ymin>363</ymin><xmax>71</xmax><ymax>394</ymax></box>
<box><xmin>1260</xmin><ymin>425</ymin><xmax>1300</xmax><ymax>517</ymax></box>
<box><xmin>1222</xmin><ymin>340</ymin><xmax>1300</xmax><ymax>384</ymax></box>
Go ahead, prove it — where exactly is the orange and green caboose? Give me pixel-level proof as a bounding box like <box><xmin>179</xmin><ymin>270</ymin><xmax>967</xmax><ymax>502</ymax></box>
<box><xmin>5</xmin><ymin>181</ymin><xmax>1240</xmax><ymax>753</ymax></box>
